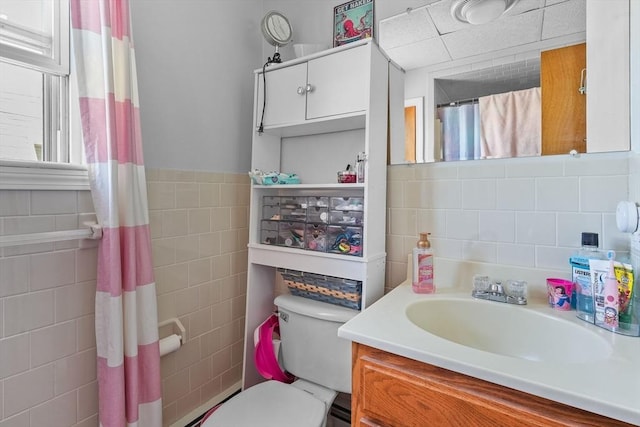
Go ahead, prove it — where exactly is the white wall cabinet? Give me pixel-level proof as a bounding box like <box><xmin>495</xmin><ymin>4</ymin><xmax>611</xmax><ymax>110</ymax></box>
<box><xmin>586</xmin><ymin>0</ymin><xmax>629</xmax><ymax>153</ymax></box>
<box><xmin>243</xmin><ymin>40</ymin><xmax>402</xmax><ymax>389</ymax></box>
<box><xmin>256</xmin><ymin>44</ymin><xmax>369</xmax><ymax>129</ymax></box>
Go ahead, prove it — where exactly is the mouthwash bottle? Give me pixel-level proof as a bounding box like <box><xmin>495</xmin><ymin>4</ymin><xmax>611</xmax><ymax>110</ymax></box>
<box><xmin>570</xmin><ymin>232</ymin><xmax>604</xmax><ymax>323</ymax></box>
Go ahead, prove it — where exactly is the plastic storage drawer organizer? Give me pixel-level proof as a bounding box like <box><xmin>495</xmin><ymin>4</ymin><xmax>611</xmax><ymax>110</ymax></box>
<box><xmin>260</xmin><ymin>195</ymin><xmax>364</xmax><ymax>256</ymax></box>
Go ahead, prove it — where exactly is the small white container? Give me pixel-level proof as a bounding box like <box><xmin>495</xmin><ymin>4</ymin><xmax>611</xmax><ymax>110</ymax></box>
<box><xmin>293</xmin><ymin>43</ymin><xmax>327</xmax><ymax>58</ymax></box>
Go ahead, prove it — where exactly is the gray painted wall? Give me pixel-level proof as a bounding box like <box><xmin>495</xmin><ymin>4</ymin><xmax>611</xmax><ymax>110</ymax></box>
<box><xmin>131</xmin><ymin>0</ymin><xmax>263</xmax><ymax>173</ymax></box>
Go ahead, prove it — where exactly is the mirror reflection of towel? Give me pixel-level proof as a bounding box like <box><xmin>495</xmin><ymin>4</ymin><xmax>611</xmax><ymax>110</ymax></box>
<box><xmin>479</xmin><ymin>87</ymin><xmax>541</xmax><ymax>159</ymax></box>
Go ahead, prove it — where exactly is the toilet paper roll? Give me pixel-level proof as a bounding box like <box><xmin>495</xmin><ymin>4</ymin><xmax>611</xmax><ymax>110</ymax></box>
<box><xmin>159</xmin><ymin>334</ymin><xmax>182</xmax><ymax>357</ymax></box>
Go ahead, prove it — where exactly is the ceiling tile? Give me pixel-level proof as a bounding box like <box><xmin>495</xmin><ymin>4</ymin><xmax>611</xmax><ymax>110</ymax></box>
<box><xmin>427</xmin><ymin>0</ymin><xmax>469</xmax><ymax>35</ymax></box>
<box><xmin>545</xmin><ymin>0</ymin><xmax>571</xmax><ymax>6</ymax></box>
<box><xmin>386</xmin><ymin>37</ymin><xmax>452</xmax><ymax>70</ymax></box>
<box><xmin>441</xmin><ymin>10</ymin><xmax>544</xmax><ymax>59</ymax></box>
<box><xmin>541</xmin><ymin>0</ymin><xmax>586</xmax><ymax>39</ymax></box>
<box><xmin>379</xmin><ymin>7</ymin><xmax>440</xmax><ymax>50</ymax></box>
<box><xmin>505</xmin><ymin>0</ymin><xmax>546</xmax><ymax>16</ymax></box>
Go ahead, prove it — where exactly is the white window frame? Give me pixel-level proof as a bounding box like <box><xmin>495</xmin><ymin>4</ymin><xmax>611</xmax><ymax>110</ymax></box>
<box><xmin>0</xmin><ymin>0</ymin><xmax>88</xmax><ymax>190</ymax></box>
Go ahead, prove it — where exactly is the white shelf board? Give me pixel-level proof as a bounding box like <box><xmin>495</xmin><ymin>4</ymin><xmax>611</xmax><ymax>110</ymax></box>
<box><xmin>259</xmin><ymin>112</ymin><xmax>366</xmax><ymax>138</ymax></box>
<box><xmin>248</xmin><ymin>243</ymin><xmax>379</xmax><ymax>280</ymax></box>
<box><xmin>252</xmin><ymin>183</ymin><xmax>365</xmax><ymax>190</ymax></box>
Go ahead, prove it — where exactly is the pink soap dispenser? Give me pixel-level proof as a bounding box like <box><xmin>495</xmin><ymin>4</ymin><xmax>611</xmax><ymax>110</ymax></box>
<box><xmin>412</xmin><ymin>232</ymin><xmax>434</xmax><ymax>294</ymax></box>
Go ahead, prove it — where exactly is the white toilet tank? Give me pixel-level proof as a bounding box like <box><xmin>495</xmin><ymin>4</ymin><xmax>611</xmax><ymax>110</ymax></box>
<box><xmin>274</xmin><ymin>294</ymin><xmax>357</xmax><ymax>394</ymax></box>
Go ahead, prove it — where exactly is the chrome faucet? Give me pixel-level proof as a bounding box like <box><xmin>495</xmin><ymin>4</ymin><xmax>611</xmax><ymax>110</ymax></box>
<box><xmin>472</xmin><ymin>279</ymin><xmax>527</xmax><ymax>305</ymax></box>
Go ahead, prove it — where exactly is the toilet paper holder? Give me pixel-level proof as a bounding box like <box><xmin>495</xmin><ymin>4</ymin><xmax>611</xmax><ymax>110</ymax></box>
<box><xmin>158</xmin><ymin>317</ymin><xmax>187</xmax><ymax>344</ymax></box>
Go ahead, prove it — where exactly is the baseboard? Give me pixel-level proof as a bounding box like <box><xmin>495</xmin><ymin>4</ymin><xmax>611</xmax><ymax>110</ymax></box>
<box><xmin>170</xmin><ymin>381</ymin><xmax>242</xmax><ymax>427</ymax></box>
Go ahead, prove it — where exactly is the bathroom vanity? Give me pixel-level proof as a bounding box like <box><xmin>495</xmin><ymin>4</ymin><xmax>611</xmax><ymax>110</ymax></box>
<box><xmin>339</xmin><ymin>273</ymin><xmax>640</xmax><ymax>426</ymax></box>
<box><xmin>352</xmin><ymin>344</ymin><xmax>633</xmax><ymax>426</ymax></box>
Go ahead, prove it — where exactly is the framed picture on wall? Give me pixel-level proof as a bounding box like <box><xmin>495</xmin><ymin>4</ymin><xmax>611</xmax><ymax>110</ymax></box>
<box><xmin>333</xmin><ymin>0</ymin><xmax>374</xmax><ymax>47</ymax></box>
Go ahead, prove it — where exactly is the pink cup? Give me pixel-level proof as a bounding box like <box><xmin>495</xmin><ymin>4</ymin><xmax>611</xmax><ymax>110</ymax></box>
<box><xmin>547</xmin><ymin>278</ymin><xmax>573</xmax><ymax>311</ymax></box>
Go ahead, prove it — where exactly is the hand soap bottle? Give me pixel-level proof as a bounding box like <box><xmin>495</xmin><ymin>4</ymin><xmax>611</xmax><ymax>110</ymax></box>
<box><xmin>412</xmin><ymin>232</ymin><xmax>434</xmax><ymax>294</ymax></box>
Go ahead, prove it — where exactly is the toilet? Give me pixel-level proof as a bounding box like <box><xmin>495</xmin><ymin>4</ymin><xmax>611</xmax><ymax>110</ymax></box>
<box><xmin>202</xmin><ymin>294</ymin><xmax>357</xmax><ymax>427</ymax></box>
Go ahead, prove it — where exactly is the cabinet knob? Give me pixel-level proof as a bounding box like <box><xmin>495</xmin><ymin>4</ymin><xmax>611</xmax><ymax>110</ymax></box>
<box><xmin>305</xmin><ymin>84</ymin><xmax>314</xmax><ymax>93</ymax></box>
<box><xmin>296</xmin><ymin>86</ymin><xmax>305</xmax><ymax>95</ymax></box>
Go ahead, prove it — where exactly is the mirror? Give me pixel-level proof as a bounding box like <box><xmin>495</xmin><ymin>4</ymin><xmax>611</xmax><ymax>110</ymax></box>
<box><xmin>380</xmin><ymin>0</ymin><xmax>631</xmax><ymax>164</ymax></box>
<box><xmin>261</xmin><ymin>11</ymin><xmax>293</xmax><ymax>63</ymax></box>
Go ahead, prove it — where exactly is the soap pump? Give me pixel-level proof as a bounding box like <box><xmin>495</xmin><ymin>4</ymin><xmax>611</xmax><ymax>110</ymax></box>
<box><xmin>412</xmin><ymin>232</ymin><xmax>434</xmax><ymax>294</ymax></box>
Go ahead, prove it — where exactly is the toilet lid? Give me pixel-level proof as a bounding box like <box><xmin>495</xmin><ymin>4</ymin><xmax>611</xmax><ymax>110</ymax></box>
<box><xmin>202</xmin><ymin>380</ymin><xmax>325</xmax><ymax>427</ymax></box>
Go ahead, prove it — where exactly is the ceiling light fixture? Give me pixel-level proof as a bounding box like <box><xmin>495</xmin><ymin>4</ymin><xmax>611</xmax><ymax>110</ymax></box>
<box><xmin>451</xmin><ymin>0</ymin><xmax>518</xmax><ymax>25</ymax></box>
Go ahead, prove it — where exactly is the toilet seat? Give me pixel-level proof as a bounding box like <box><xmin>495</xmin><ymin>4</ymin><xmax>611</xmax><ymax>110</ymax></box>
<box><xmin>202</xmin><ymin>380</ymin><xmax>326</xmax><ymax>427</ymax></box>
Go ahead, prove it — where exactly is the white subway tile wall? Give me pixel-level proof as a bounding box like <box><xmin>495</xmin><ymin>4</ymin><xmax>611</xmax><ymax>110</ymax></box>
<box><xmin>385</xmin><ymin>151</ymin><xmax>637</xmax><ymax>293</ymax></box>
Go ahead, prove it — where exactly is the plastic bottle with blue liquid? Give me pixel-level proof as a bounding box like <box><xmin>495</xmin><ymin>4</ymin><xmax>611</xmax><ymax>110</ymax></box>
<box><xmin>570</xmin><ymin>232</ymin><xmax>604</xmax><ymax>323</ymax></box>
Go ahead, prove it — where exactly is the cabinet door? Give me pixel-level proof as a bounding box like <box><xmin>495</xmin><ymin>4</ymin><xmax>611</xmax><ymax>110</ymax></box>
<box><xmin>586</xmin><ymin>0</ymin><xmax>630</xmax><ymax>153</ymax></box>
<box><xmin>256</xmin><ymin>62</ymin><xmax>307</xmax><ymax>128</ymax></box>
<box><xmin>352</xmin><ymin>344</ymin><xmax>634</xmax><ymax>427</ymax></box>
<box><xmin>306</xmin><ymin>45</ymin><xmax>368</xmax><ymax>120</ymax></box>
<box><xmin>541</xmin><ymin>43</ymin><xmax>586</xmax><ymax>155</ymax></box>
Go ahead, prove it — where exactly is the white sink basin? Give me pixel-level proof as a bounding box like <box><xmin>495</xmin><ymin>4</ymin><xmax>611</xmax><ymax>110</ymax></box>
<box><xmin>406</xmin><ymin>298</ymin><xmax>612</xmax><ymax>363</ymax></box>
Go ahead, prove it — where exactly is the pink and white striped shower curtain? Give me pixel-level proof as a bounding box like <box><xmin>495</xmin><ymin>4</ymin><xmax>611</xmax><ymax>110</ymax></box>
<box><xmin>71</xmin><ymin>1</ymin><xmax>162</xmax><ymax>425</ymax></box>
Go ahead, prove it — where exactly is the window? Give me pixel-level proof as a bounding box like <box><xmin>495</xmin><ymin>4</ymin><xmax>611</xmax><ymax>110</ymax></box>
<box><xmin>0</xmin><ymin>0</ymin><xmax>86</xmax><ymax>190</ymax></box>
<box><xmin>0</xmin><ymin>0</ymin><xmax>82</xmax><ymax>165</ymax></box>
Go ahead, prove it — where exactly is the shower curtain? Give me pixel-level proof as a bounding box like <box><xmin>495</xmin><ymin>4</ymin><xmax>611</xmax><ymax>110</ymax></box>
<box><xmin>71</xmin><ymin>1</ymin><xmax>162</xmax><ymax>426</ymax></box>
<box><xmin>437</xmin><ymin>103</ymin><xmax>481</xmax><ymax>161</ymax></box>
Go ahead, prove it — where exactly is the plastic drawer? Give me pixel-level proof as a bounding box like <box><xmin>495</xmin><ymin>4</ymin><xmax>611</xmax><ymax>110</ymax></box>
<box><xmin>263</xmin><ymin>196</ymin><xmax>281</xmax><ymax>206</ymax></box>
<box><xmin>278</xmin><ymin>221</ymin><xmax>306</xmax><ymax>248</ymax></box>
<box><xmin>330</xmin><ymin>196</ymin><xmax>364</xmax><ymax>211</ymax></box>
<box><xmin>307</xmin><ymin>196</ymin><xmax>329</xmax><ymax>208</ymax></box>
<box><xmin>280</xmin><ymin>206</ymin><xmax>307</xmax><ymax>222</ymax></box>
<box><xmin>262</xmin><ymin>204</ymin><xmax>280</xmax><ymax>221</ymax></box>
<box><xmin>260</xmin><ymin>220</ymin><xmax>279</xmax><ymax>245</ymax></box>
<box><xmin>329</xmin><ymin>210</ymin><xmax>363</xmax><ymax>226</ymax></box>
<box><xmin>280</xmin><ymin>196</ymin><xmax>307</xmax><ymax>209</ymax></box>
<box><xmin>327</xmin><ymin>225</ymin><xmax>363</xmax><ymax>256</ymax></box>
<box><xmin>304</xmin><ymin>224</ymin><xmax>328</xmax><ymax>252</ymax></box>
<box><xmin>307</xmin><ymin>206</ymin><xmax>329</xmax><ymax>223</ymax></box>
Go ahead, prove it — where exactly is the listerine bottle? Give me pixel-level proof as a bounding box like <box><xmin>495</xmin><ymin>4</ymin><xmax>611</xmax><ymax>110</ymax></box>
<box><xmin>570</xmin><ymin>232</ymin><xmax>604</xmax><ymax>322</ymax></box>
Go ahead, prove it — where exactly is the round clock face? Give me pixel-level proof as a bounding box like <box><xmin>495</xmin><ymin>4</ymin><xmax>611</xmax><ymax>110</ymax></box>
<box><xmin>262</xmin><ymin>11</ymin><xmax>292</xmax><ymax>47</ymax></box>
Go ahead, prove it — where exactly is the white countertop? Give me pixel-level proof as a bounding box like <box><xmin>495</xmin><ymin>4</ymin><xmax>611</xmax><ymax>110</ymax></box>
<box><xmin>338</xmin><ymin>282</ymin><xmax>640</xmax><ymax>425</ymax></box>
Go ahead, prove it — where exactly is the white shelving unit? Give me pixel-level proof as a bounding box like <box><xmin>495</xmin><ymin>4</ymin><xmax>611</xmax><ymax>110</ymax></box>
<box><xmin>242</xmin><ymin>39</ymin><xmax>403</xmax><ymax>388</ymax></box>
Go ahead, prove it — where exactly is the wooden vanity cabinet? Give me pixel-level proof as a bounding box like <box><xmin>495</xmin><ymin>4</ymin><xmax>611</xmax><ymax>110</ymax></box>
<box><xmin>352</xmin><ymin>343</ymin><xmax>633</xmax><ymax>427</ymax></box>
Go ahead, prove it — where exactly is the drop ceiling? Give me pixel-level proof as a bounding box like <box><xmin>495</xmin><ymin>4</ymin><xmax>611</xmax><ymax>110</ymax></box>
<box><xmin>379</xmin><ymin>0</ymin><xmax>586</xmax><ymax>71</ymax></box>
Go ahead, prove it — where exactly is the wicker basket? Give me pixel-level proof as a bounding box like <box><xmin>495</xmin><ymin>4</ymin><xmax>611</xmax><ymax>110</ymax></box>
<box><xmin>279</xmin><ymin>269</ymin><xmax>362</xmax><ymax>310</ymax></box>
